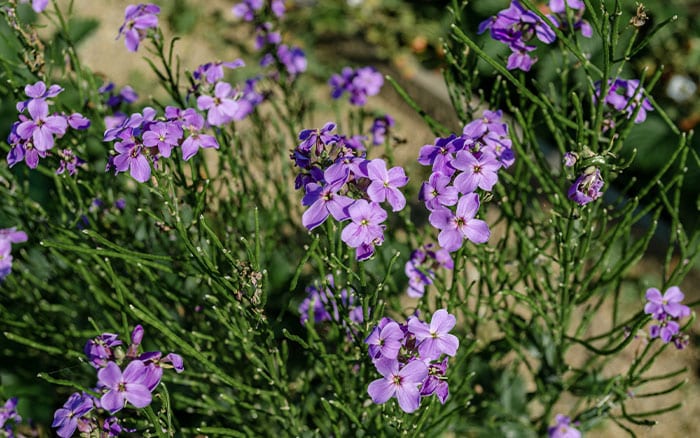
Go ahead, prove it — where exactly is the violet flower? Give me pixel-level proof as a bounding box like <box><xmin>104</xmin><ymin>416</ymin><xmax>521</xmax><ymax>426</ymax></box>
<box><xmin>407</xmin><ymin>309</ymin><xmax>459</xmax><ymax>360</ymax></box>
<box><xmin>117</xmin><ymin>3</ymin><xmax>161</xmax><ymax>52</ymax></box>
<box><xmin>568</xmin><ymin>167</ymin><xmax>604</xmax><ymax>205</ymax></box>
<box><xmin>19</xmin><ymin>0</ymin><xmax>49</xmax><ymax>13</ymax></box>
<box><xmin>366</xmin><ymin>159</ymin><xmax>408</xmax><ymax>211</ymax></box>
<box><xmin>429</xmin><ymin>193</ymin><xmax>490</xmax><ymax>252</ymax></box>
<box><xmin>197</xmin><ymin>82</ymin><xmax>239</xmax><ymax>126</ymax></box>
<box><xmin>451</xmin><ymin>150</ymin><xmax>501</xmax><ymax>193</ymax></box>
<box><xmin>548</xmin><ymin>414</ymin><xmax>581</xmax><ymax>438</ymax></box>
<box><xmin>340</xmin><ymin>200</ymin><xmax>387</xmax><ymax>261</ymax></box>
<box><xmin>367</xmin><ymin>359</ymin><xmax>429</xmax><ymax>413</ymax></box>
<box><xmin>98</xmin><ymin>360</ymin><xmax>152</xmax><ymax>414</ymax></box>
<box><xmin>644</xmin><ymin>286</ymin><xmax>691</xmax><ymax>320</ymax></box>
<box><xmin>16</xmin><ymin>99</ymin><xmax>68</xmax><ymax>152</ymax></box>
<box><xmin>52</xmin><ymin>392</ymin><xmax>94</xmax><ymax>438</ymax></box>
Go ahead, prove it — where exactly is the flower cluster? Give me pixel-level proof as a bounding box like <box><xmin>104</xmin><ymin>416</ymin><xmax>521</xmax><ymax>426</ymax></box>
<box><xmin>0</xmin><ymin>227</ymin><xmax>28</xmax><ymax>281</ymax></box>
<box><xmin>329</xmin><ymin>66</ymin><xmax>384</xmax><ymax>106</ymax></box>
<box><xmin>7</xmin><ymin>81</ymin><xmax>90</xmax><ymax>172</ymax></box>
<box><xmin>418</xmin><ymin>110</ymin><xmax>513</xmax><ymax>252</ymax></box>
<box><xmin>644</xmin><ymin>286</ymin><xmax>692</xmax><ymax>349</ymax></box>
<box><xmin>232</xmin><ymin>0</ymin><xmax>285</xmax><ymax>22</ymax></box>
<box><xmin>298</xmin><ymin>275</ymin><xmax>364</xmax><ymax>333</ymax></box>
<box><xmin>0</xmin><ymin>398</ymin><xmax>21</xmax><ymax>436</ymax></box>
<box><xmin>405</xmin><ymin>243</ymin><xmax>454</xmax><ymax>298</ymax></box>
<box><xmin>594</xmin><ymin>78</ymin><xmax>654</xmax><ymax>124</ymax></box>
<box><xmin>117</xmin><ymin>3</ymin><xmax>160</xmax><ymax>52</ymax></box>
<box><xmin>104</xmin><ymin>105</ymin><xmax>220</xmax><ymax>182</ymax></box>
<box><xmin>366</xmin><ymin>309</ymin><xmax>458</xmax><ymax>413</ymax></box>
<box><xmin>291</xmin><ymin>122</ymin><xmax>408</xmax><ymax>260</ymax></box>
<box><xmin>53</xmin><ymin>325</ymin><xmax>184</xmax><ymax>438</ymax></box>
<box><xmin>369</xmin><ymin>114</ymin><xmax>395</xmax><ymax>146</ymax></box>
<box><xmin>548</xmin><ymin>414</ymin><xmax>581</xmax><ymax>438</ymax></box>
<box><xmin>478</xmin><ymin>1</ymin><xmax>556</xmax><ymax>71</ymax></box>
<box><xmin>567</xmin><ymin>166</ymin><xmax>604</xmax><ymax>206</ymax></box>
<box><xmin>18</xmin><ymin>0</ymin><xmax>48</xmax><ymax>13</ymax></box>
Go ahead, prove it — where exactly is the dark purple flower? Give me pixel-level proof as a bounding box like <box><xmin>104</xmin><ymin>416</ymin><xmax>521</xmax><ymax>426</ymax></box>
<box><xmin>418</xmin><ymin>135</ymin><xmax>459</xmax><ymax>175</ymax></box>
<box><xmin>117</xmin><ymin>3</ymin><xmax>161</xmax><ymax>52</ymax></box>
<box><xmin>98</xmin><ymin>360</ymin><xmax>152</xmax><ymax>414</ymax></box>
<box><xmin>370</xmin><ymin>114</ymin><xmax>395</xmax><ymax>145</ymax></box>
<box><xmin>301</xmin><ymin>177</ymin><xmax>353</xmax><ymax>230</ymax></box>
<box><xmin>367</xmin><ymin>359</ymin><xmax>428</xmax><ymax>413</ymax></box>
<box><xmin>52</xmin><ymin>392</ymin><xmax>94</xmax><ymax>438</ymax></box>
<box><xmin>594</xmin><ymin>78</ymin><xmax>654</xmax><ymax>124</ymax></box>
<box><xmin>548</xmin><ymin>414</ymin><xmax>581</xmax><ymax>438</ymax></box>
<box><xmin>429</xmin><ymin>193</ymin><xmax>490</xmax><ymax>252</ymax></box>
<box><xmin>649</xmin><ymin>319</ymin><xmax>680</xmax><ymax>343</ymax></box>
<box><xmin>420</xmin><ymin>358</ymin><xmax>450</xmax><ymax>404</ymax></box>
<box><xmin>568</xmin><ymin>167</ymin><xmax>604</xmax><ymax>205</ymax></box>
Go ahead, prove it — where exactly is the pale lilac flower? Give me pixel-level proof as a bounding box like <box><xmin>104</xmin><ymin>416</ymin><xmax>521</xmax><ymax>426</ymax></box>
<box><xmin>563</xmin><ymin>152</ymin><xmax>577</xmax><ymax>167</ymax></box>
<box><xmin>367</xmin><ymin>359</ymin><xmax>428</xmax><ymax>413</ymax></box>
<box><xmin>366</xmin><ymin>159</ymin><xmax>408</xmax><ymax>211</ymax></box>
<box><xmin>341</xmin><ymin>200</ymin><xmax>387</xmax><ymax>260</ymax></box>
<box><xmin>277</xmin><ymin>44</ymin><xmax>307</xmax><ymax>77</ymax></box>
<box><xmin>644</xmin><ymin>286</ymin><xmax>690</xmax><ymax>320</ymax></box>
<box><xmin>419</xmin><ymin>172</ymin><xmax>459</xmax><ymax>211</ymax></box>
<box><xmin>329</xmin><ymin>66</ymin><xmax>384</xmax><ymax>106</ymax></box>
<box><xmin>451</xmin><ymin>151</ymin><xmax>501</xmax><ymax>193</ymax></box>
<box><xmin>180</xmin><ymin>109</ymin><xmax>219</xmax><ymax>160</ymax></box>
<box><xmin>407</xmin><ymin>309</ymin><xmax>459</xmax><ymax>360</ymax></box>
<box><xmin>194</xmin><ymin>59</ymin><xmax>245</xmax><ymax>84</ymax></box>
<box><xmin>98</xmin><ymin>360</ymin><xmax>152</xmax><ymax>414</ymax></box>
<box><xmin>232</xmin><ymin>0</ymin><xmax>263</xmax><ymax>21</ymax></box>
<box><xmin>429</xmin><ymin>193</ymin><xmax>490</xmax><ymax>252</ymax></box>
<box><xmin>548</xmin><ymin>414</ymin><xmax>581</xmax><ymax>438</ymax></box>
<box><xmin>365</xmin><ymin>320</ymin><xmax>404</xmax><ymax>360</ymax></box>
<box><xmin>19</xmin><ymin>0</ymin><xmax>49</xmax><ymax>13</ymax></box>
<box><xmin>197</xmin><ymin>82</ymin><xmax>239</xmax><ymax>126</ymax></box>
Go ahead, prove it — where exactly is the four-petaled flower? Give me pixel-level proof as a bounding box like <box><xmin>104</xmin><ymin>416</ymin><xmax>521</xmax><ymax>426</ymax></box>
<box><xmin>98</xmin><ymin>360</ymin><xmax>152</xmax><ymax>414</ymax></box>
<box><xmin>367</xmin><ymin>359</ymin><xmax>429</xmax><ymax>413</ymax></box>
<box><xmin>429</xmin><ymin>193</ymin><xmax>490</xmax><ymax>252</ymax></box>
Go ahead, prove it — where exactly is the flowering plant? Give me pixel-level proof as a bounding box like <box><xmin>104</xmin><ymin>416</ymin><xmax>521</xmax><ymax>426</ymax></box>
<box><xmin>0</xmin><ymin>1</ymin><xmax>697</xmax><ymax>437</ymax></box>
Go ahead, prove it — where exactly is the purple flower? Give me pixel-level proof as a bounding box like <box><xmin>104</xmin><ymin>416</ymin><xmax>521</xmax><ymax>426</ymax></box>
<box><xmin>367</xmin><ymin>359</ymin><xmax>428</xmax><ymax>413</ymax></box>
<box><xmin>649</xmin><ymin>319</ymin><xmax>680</xmax><ymax>343</ymax></box>
<box><xmin>418</xmin><ymin>134</ymin><xmax>459</xmax><ymax>175</ymax></box>
<box><xmin>112</xmin><ymin>141</ymin><xmax>151</xmax><ymax>183</ymax></box>
<box><xmin>341</xmin><ymin>200</ymin><xmax>387</xmax><ymax>261</ymax></box>
<box><xmin>117</xmin><ymin>3</ymin><xmax>161</xmax><ymax>52</ymax></box>
<box><xmin>563</xmin><ymin>152</ymin><xmax>577</xmax><ymax>167</ymax></box>
<box><xmin>568</xmin><ymin>167</ymin><xmax>604</xmax><ymax>205</ymax></box>
<box><xmin>84</xmin><ymin>333</ymin><xmax>123</xmax><ymax>368</ymax></box>
<box><xmin>16</xmin><ymin>99</ymin><xmax>68</xmax><ymax>151</ymax></box>
<box><xmin>194</xmin><ymin>59</ymin><xmax>245</xmax><ymax>84</ymax></box>
<box><xmin>478</xmin><ymin>1</ymin><xmax>556</xmax><ymax>71</ymax></box>
<box><xmin>197</xmin><ymin>82</ymin><xmax>239</xmax><ymax>126</ymax></box>
<box><xmin>301</xmin><ymin>176</ymin><xmax>353</xmax><ymax>230</ymax></box>
<box><xmin>17</xmin><ymin>81</ymin><xmax>63</xmax><ymax>112</ymax></box>
<box><xmin>407</xmin><ymin>309</ymin><xmax>459</xmax><ymax>360</ymax></box>
<box><xmin>420</xmin><ymin>358</ymin><xmax>450</xmax><ymax>404</ymax></box>
<box><xmin>365</xmin><ymin>319</ymin><xmax>404</xmax><ymax>360</ymax></box>
<box><xmin>19</xmin><ymin>0</ymin><xmax>48</xmax><ymax>13</ymax></box>
<box><xmin>232</xmin><ymin>0</ymin><xmax>264</xmax><ymax>21</ymax></box>
<box><xmin>429</xmin><ymin>193</ymin><xmax>490</xmax><ymax>252</ymax></box>
<box><xmin>451</xmin><ymin>151</ymin><xmax>501</xmax><ymax>193</ymax></box>
<box><xmin>548</xmin><ymin>414</ymin><xmax>581</xmax><ymax>438</ymax></box>
<box><xmin>594</xmin><ymin>78</ymin><xmax>654</xmax><ymax>124</ymax></box>
<box><xmin>644</xmin><ymin>286</ymin><xmax>690</xmax><ymax>320</ymax></box>
<box><xmin>366</xmin><ymin>159</ymin><xmax>408</xmax><ymax>211</ymax></box>
<box><xmin>298</xmin><ymin>275</ymin><xmax>364</xmax><ymax>330</ymax></box>
<box><xmin>419</xmin><ymin>172</ymin><xmax>459</xmax><ymax>211</ymax></box>
<box><xmin>0</xmin><ymin>397</ymin><xmax>21</xmax><ymax>430</ymax></box>
<box><xmin>370</xmin><ymin>114</ymin><xmax>394</xmax><ymax>145</ymax></box>
<box><xmin>98</xmin><ymin>360</ymin><xmax>152</xmax><ymax>414</ymax></box>
<box><xmin>180</xmin><ymin>109</ymin><xmax>219</xmax><ymax>160</ymax></box>
<box><xmin>329</xmin><ymin>66</ymin><xmax>383</xmax><ymax>106</ymax></box>
<box><xmin>52</xmin><ymin>393</ymin><xmax>94</xmax><ymax>438</ymax></box>
<box><xmin>549</xmin><ymin>0</ymin><xmax>584</xmax><ymax>13</ymax></box>
<box><xmin>56</xmin><ymin>149</ymin><xmax>86</xmax><ymax>176</ymax></box>
<box><xmin>277</xmin><ymin>44</ymin><xmax>307</xmax><ymax>77</ymax></box>
<box><xmin>142</xmin><ymin>121</ymin><xmax>183</xmax><ymax>158</ymax></box>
